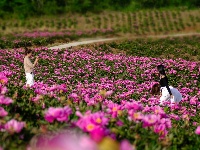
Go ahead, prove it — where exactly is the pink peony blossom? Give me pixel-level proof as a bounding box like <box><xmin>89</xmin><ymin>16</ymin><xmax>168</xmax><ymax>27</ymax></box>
<box><xmin>89</xmin><ymin>127</ymin><xmax>105</xmax><ymax>142</ymax></box>
<box><xmin>29</xmin><ymin>130</ymin><xmax>98</xmax><ymax>150</ymax></box>
<box><xmin>120</xmin><ymin>140</ymin><xmax>135</xmax><ymax>150</ymax></box>
<box><xmin>0</xmin><ymin>107</ymin><xmax>8</xmax><ymax>117</ymax></box>
<box><xmin>4</xmin><ymin>119</ymin><xmax>25</xmax><ymax>134</ymax></box>
<box><xmin>143</xmin><ymin>114</ymin><xmax>159</xmax><ymax>127</ymax></box>
<box><xmin>0</xmin><ymin>73</ymin><xmax>8</xmax><ymax>84</ymax></box>
<box><xmin>124</xmin><ymin>100</ymin><xmax>143</xmax><ymax>111</ymax></box>
<box><xmin>44</xmin><ymin>106</ymin><xmax>72</xmax><ymax>123</ymax></box>
<box><xmin>0</xmin><ymin>95</ymin><xmax>13</xmax><ymax>105</ymax></box>
<box><xmin>76</xmin><ymin>111</ymin><xmax>108</xmax><ymax>133</ymax></box>
<box><xmin>154</xmin><ymin>124</ymin><xmax>168</xmax><ymax>138</ymax></box>
<box><xmin>0</xmin><ymin>86</ymin><xmax>8</xmax><ymax>95</ymax></box>
<box><xmin>107</xmin><ymin>102</ymin><xmax>121</xmax><ymax>118</ymax></box>
<box><xmin>195</xmin><ymin>126</ymin><xmax>200</xmax><ymax>135</ymax></box>
<box><xmin>90</xmin><ymin>112</ymin><xmax>109</xmax><ymax>126</ymax></box>
<box><xmin>190</xmin><ymin>96</ymin><xmax>198</xmax><ymax>105</ymax></box>
<box><xmin>69</xmin><ymin>93</ymin><xmax>79</xmax><ymax>102</ymax></box>
<box><xmin>105</xmin><ymin>90</ymin><xmax>113</xmax><ymax>97</ymax></box>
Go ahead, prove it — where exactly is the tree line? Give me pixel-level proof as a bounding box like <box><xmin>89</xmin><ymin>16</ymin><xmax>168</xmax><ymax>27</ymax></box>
<box><xmin>0</xmin><ymin>0</ymin><xmax>199</xmax><ymax>19</ymax></box>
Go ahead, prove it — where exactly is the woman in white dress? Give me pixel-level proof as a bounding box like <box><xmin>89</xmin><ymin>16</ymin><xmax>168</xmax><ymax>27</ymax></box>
<box><xmin>24</xmin><ymin>48</ymin><xmax>39</xmax><ymax>87</ymax></box>
<box><xmin>151</xmin><ymin>83</ymin><xmax>182</xmax><ymax>105</ymax></box>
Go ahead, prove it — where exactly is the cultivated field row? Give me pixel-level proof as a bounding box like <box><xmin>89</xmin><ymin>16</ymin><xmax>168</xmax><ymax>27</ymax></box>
<box><xmin>1</xmin><ymin>10</ymin><xmax>200</xmax><ymax>35</ymax></box>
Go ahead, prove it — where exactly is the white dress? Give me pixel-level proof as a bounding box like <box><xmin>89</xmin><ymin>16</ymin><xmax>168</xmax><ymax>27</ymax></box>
<box><xmin>160</xmin><ymin>86</ymin><xmax>182</xmax><ymax>105</ymax></box>
<box><xmin>24</xmin><ymin>56</ymin><xmax>35</xmax><ymax>87</ymax></box>
<box><xmin>25</xmin><ymin>73</ymin><xmax>34</xmax><ymax>87</ymax></box>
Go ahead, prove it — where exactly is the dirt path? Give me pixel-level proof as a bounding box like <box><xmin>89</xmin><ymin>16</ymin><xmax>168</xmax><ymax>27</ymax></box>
<box><xmin>49</xmin><ymin>32</ymin><xmax>200</xmax><ymax>50</ymax></box>
<box><xmin>49</xmin><ymin>38</ymin><xmax>119</xmax><ymax>50</ymax></box>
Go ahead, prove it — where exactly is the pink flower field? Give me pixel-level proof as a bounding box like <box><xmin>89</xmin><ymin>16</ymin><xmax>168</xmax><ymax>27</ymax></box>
<box><xmin>0</xmin><ymin>40</ymin><xmax>200</xmax><ymax>149</ymax></box>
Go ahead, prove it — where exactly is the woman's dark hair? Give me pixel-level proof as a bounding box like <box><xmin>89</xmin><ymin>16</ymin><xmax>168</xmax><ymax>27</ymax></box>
<box><xmin>25</xmin><ymin>47</ymin><xmax>32</xmax><ymax>55</ymax></box>
<box><xmin>151</xmin><ymin>83</ymin><xmax>160</xmax><ymax>95</ymax></box>
<box><xmin>157</xmin><ymin>64</ymin><xmax>166</xmax><ymax>75</ymax></box>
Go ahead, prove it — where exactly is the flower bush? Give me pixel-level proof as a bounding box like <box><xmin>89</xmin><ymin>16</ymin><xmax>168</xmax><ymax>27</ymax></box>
<box><xmin>0</xmin><ymin>29</ymin><xmax>115</xmax><ymax>49</ymax></box>
<box><xmin>0</xmin><ymin>36</ymin><xmax>200</xmax><ymax>149</ymax></box>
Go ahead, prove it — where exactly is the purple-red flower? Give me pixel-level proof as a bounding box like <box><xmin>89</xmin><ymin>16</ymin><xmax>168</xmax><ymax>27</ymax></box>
<box><xmin>124</xmin><ymin>101</ymin><xmax>143</xmax><ymax>111</ymax></box>
<box><xmin>84</xmin><ymin>121</ymin><xmax>97</xmax><ymax>132</ymax></box>
<box><xmin>0</xmin><ymin>86</ymin><xmax>8</xmax><ymax>95</ymax></box>
<box><xmin>105</xmin><ymin>90</ymin><xmax>113</xmax><ymax>97</ymax></box>
<box><xmin>131</xmin><ymin>112</ymin><xmax>144</xmax><ymax>121</ymax></box>
<box><xmin>90</xmin><ymin>127</ymin><xmax>105</xmax><ymax>142</ymax></box>
<box><xmin>28</xmin><ymin>130</ymin><xmax>98</xmax><ymax>150</ymax></box>
<box><xmin>107</xmin><ymin>102</ymin><xmax>121</xmax><ymax>118</ymax></box>
<box><xmin>152</xmin><ymin>106</ymin><xmax>166</xmax><ymax>115</ymax></box>
<box><xmin>195</xmin><ymin>126</ymin><xmax>200</xmax><ymax>135</ymax></box>
<box><xmin>169</xmin><ymin>114</ymin><xmax>180</xmax><ymax>121</ymax></box>
<box><xmin>0</xmin><ymin>73</ymin><xmax>8</xmax><ymax>84</ymax></box>
<box><xmin>31</xmin><ymin>94</ymin><xmax>43</xmax><ymax>102</ymax></box>
<box><xmin>0</xmin><ymin>107</ymin><xmax>8</xmax><ymax>117</ymax></box>
<box><xmin>190</xmin><ymin>96</ymin><xmax>198</xmax><ymax>105</ymax></box>
<box><xmin>44</xmin><ymin>106</ymin><xmax>72</xmax><ymax>123</ymax></box>
<box><xmin>91</xmin><ymin>112</ymin><xmax>109</xmax><ymax>126</ymax></box>
<box><xmin>76</xmin><ymin>111</ymin><xmax>109</xmax><ymax>133</ymax></box>
<box><xmin>120</xmin><ymin>140</ymin><xmax>135</xmax><ymax>150</ymax></box>
<box><xmin>143</xmin><ymin>114</ymin><xmax>159</xmax><ymax>127</ymax></box>
<box><xmin>0</xmin><ymin>95</ymin><xmax>13</xmax><ymax>105</ymax></box>
<box><xmin>154</xmin><ymin>124</ymin><xmax>168</xmax><ymax>138</ymax></box>
<box><xmin>4</xmin><ymin>119</ymin><xmax>25</xmax><ymax>134</ymax></box>
<box><xmin>69</xmin><ymin>93</ymin><xmax>79</xmax><ymax>102</ymax></box>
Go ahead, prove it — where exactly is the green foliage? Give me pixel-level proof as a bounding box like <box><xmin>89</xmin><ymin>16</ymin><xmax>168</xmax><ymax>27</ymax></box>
<box><xmin>0</xmin><ymin>0</ymin><xmax>200</xmax><ymax>18</ymax></box>
<box><xmin>94</xmin><ymin>36</ymin><xmax>200</xmax><ymax>61</ymax></box>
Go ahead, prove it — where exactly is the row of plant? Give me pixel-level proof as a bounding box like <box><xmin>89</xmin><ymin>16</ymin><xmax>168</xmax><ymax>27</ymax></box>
<box><xmin>89</xmin><ymin>35</ymin><xmax>200</xmax><ymax>61</ymax></box>
<box><xmin>1</xmin><ymin>10</ymin><xmax>200</xmax><ymax>35</ymax></box>
<box><xmin>0</xmin><ymin>36</ymin><xmax>200</xmax><ymax>149</ymax></box>
<box><xmin>1</xmin><ymin>0</ymin><xmax>200</xmax><ymax>19</ymax></box>
<box><xmin>0</xmin><ymin>29</ymin><xmax>115</xmax><ymax>49</ymax></box>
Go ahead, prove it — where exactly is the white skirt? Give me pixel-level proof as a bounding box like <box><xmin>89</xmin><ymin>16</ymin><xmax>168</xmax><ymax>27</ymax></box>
<box><xmin>160</xmin><ymin>86</ymin><xmax>182</xmax><ymax>104</ymax></box>
<box><xmin>25</xmin><ymin>73</ymin><xmax>34</xmax><ymax>87</ymax></box>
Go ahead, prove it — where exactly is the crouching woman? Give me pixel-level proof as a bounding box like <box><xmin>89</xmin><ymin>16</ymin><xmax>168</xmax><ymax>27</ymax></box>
<box><xmin>24</xmin><ymin>48</ymin><xmax>39</xmax><ymax>87</ymax></box>
<box><xmin>151</xmin><ymin>83</ymin><xmax>182</xmax><ymax>105</ymax></box>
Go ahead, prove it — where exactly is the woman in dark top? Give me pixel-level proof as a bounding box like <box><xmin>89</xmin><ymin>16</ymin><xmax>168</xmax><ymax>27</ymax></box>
<box><xmin>151</xmin><ymin>83</ymin><xmax>182</xmax><ymax>105</ymax></box>
<box><xmin>156</xmin><ymin>65</ymin><xmax>174</xmax><ymax>105</ymax></box>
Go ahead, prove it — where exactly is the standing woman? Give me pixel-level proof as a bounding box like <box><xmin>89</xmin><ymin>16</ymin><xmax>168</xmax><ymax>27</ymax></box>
<box><xmin>24</xmin><ymin>48</ymin><xmax>39</xmax><ymax>87</ymax></box>
<box><xmin>157</xmin><ymin>64</ymin><xmax>174</xmax><ymax>105</ymax></box>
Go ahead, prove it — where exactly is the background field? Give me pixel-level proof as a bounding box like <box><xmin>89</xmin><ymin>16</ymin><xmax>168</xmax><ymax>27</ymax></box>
<box><xmin>1</xmin><ymin>9</ymin><xmax>200</xmax><ymax>49</ymax></box>
<box><xmin>1</xmin><ymin>10</ymin><xmax>200</xmax><ymax>35</ymax></box>
<box><xmin>1</xmin><ymin>1</ymin><xmax>200</xmax><ymax>150</ymax></box>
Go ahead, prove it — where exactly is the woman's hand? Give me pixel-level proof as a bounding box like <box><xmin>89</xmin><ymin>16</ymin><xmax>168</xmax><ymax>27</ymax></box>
<box><xmin>33</xmin><ymin>56</ymin><xmax>39</xmax><ymax>67</ymax></box>
<box><xmin>36</xmin><ymin>56</ymin><xmax>39</xmax><ymax>63</ymax></box>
